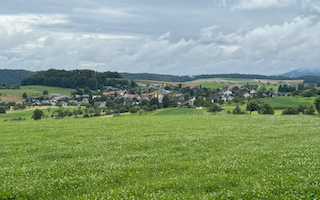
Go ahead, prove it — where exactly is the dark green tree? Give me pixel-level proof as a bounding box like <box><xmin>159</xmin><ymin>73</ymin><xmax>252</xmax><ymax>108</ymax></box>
<box><xmin>233</xmin><ymin>105</ymin><xmax>243</xmax><ymax>114</ymax></box>
<box><xmin>246</xmin><ymin>100</ymin><xmax>260</xmax><ymax>114</ymax></box>
<box><xmin>314</xmin><ymin>97</ymin><xmax>320</xmax><ymax>113</ymax></box>
<box><xmin>297</xmin><ymin>105</ymin><xmax>307</xmax><ymax>114</ymax></box>
<box><xmin>130</xmin><ymin>79</ymin><xmax>136</xmax><ymax>88</ymax></box>
<box><xmin>0</xmin><ymin>106</ymin><xmax>6</xmax><ymax>114</ymax></box>
<box><xmin>149</xmin><ymin>97</ymin><xmax>159</xmax><ymax>108</ymax></box>
<box><xmin>162</xmin><ymin>95</ymin><xmax>170</xmax><ymax>108</ymax></box>
<box><xmin>305</xmin><ymin>106</ymin><xmax>315</xmax><ymax>115</ymax></box>
<box><xmin>130</xmin><ymin>106</ymin><xmax>140</xmax><ymax>113</ymax></box>
<box><xmin>298</xmin><ymin>83</ymin><xmax>305</xmax><ymax>91</ymax></box>
<box><xmin>32</xmin><ymin>109</ymin><xmax>44</xmax><ymax>120</ymax></box>
<box><xmin>43</xmin><ymin>90</ymin><xmax>48</xmax><ymax>95</ymax></box>
<box><xmin>22</xmin><ymin>92</ymin><xmax>27</xmax><ymax>99</ymax></box>
<box><xmin>208</xmin><ymin>104</ymin><xmax>222</xmax><ymax>114</ymax></box>
<box><xmin>282</xmin><ymin>107</ymin><xmax>300</xmax><ymax>115</ymax></box>
<box><xmin>258</xmin><ymin>103</ymin><xmax>274</xmax><ymax>115</ymax></box>
<box><xmin>84</xmin><ymin>87</ymin><xmax>90</xmax><ymax>94</ymax></box>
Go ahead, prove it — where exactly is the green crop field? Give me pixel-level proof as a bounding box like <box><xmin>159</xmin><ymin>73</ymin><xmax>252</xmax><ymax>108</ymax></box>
<box><xmin>260</xmin><ymin>97</ymin><xmax>316</xmax><ymax>109</ymax></box>
<box><xmin>2</xmin><ymin>115</ymin><xmax>320</xmax><ymax>199</ymax></box>
<box><xmin>0</xmin><ymin>85</ymin><xmax>74</xmax><ymax>97</ymax></box>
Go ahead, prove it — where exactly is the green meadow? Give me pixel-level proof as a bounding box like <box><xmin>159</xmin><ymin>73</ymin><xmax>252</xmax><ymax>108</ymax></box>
<box><xmin>0</xmin><ymin>85</ymin><xmax>74</xmax><ymax>97</ymax></box>
<box><xmin>260</xmin><ymin>97</ymin><xmax>316</xmax><ymax>109</ymax></box>
<box><xmin>1</xmin><ymin>115</ymin><xmax>320</xmax><ymax>199</ymax></box>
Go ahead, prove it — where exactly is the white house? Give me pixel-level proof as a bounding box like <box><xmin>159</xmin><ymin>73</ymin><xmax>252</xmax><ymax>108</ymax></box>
<box><xmin>243</xmin><ymin>93</ymin><xmax>253</xmax><ymax>98</ymax></box>
<box><xmin>250</xmin><ymin>90</ymin><xmax>257</xmax><ymax>94</ymax></box>
<box><xmin>223</xmin><ymin>90</ymin><xmax>232</xmax><ymax>96</ymax></box>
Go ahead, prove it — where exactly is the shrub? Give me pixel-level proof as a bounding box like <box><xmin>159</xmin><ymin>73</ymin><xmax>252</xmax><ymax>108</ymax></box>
<box><xmin>130</xmin><ymin>106</ymin><xmax>140</xmax><ymax>113</ymax></box>
<box><xmin>83</xmin><ymin>114</ymin><xmax>90</xmax><ymax>118</ymax></box>
<box><xmin>305</xmin><ymin>106</ymin><xmax>315</xmax><ymax>115</ymax></box>
<box><xmin>282</xmin><ymin>107</ymin><xmax>300</xmax><ymax>115</ymax></box>
<box><xmin>258</xmin><ymin>103</ymin><xmax>274</xmax><ymax>115</ymax></box>
<box><xmin>233</xmin><ymin>106</ymin><xmax>245</xmax><ymax>114</ymax></box>
<box><xmin>0</xmin><ymin>107</ymin><xmax>6</xmax><ymax>114</ymax></box>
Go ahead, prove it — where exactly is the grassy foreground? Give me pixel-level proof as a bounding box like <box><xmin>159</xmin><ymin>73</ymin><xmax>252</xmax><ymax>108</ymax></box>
<box><xmin>1</xmin><ymin>115</ymin><xmax>320</xmax><ymax>199</ymax></box>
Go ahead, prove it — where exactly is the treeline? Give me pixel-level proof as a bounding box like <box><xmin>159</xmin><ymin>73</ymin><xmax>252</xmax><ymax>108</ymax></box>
<box><xmin>20</xmin><ymin>69</ymin><xmax>124</xmax><ymax>90</ymax></box>
<box><xmin>120</xmin><ymin>72</ymin><xmax>299</xmax><ymax>82</ymax></box>
<box><xmin>301</xmin><ymin>76</ymin><xmax>320</xmax><ymax>84</ymax></box>
<box><xmin>0</xmin><ymin>69</ymin><xmax>36</xmax><ymax>85</ymax></box>
<box><xmin>0</xmin><ymin>83</ymin><xmax>20</xmax><ymax>89</ymax></box>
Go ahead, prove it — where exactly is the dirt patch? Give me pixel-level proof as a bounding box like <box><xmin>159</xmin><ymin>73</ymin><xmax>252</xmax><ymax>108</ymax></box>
<box><xmin>0</xmin><ymin>96</ymin><xmax>24</xmax><ymax>103</ymax></box>
<box><xmin>98</xmin><ymin>112</ymin><xmax>131</xmax><ymax>118</ymax></box>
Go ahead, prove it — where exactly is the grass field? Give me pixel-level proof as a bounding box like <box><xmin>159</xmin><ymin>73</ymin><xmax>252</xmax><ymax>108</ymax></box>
<box><xmin>260</xmin><ymin>97</ymin><xmax>316</xmax><ymax>109</ymax></box>
<box><xmin>0</xmin><ymin>106</ymin><xmax>79</xmax><ymax>121</ymax></box>
<box><xmin>155</xmin><ymin>108</ymin><xmax>207</xmax><ymax>115</ymax></box>
<box><xmin>1</xmin><ymin>115</ymin><xmax>320</xmax><ymax>199</ymax></box>
<box><xmin>0</xmin><ymin>85</ymin><xmax>74</xmax><ymax>98</ymax></box>
<box><xmin>200</xmin><ymin>82</ymin><xmax>234</xmax><ymax>89</ymax></box>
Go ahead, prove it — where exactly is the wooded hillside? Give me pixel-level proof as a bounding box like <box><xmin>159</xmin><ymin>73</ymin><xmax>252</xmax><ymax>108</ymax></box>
<box><xmin>20</xmin><ymin>69</ymin><xmax>124</xmax><ymax>89</ymax></box>
<box><xmin>0</xmin><ymin>69</ymin><xmax>35</xmax><ymax>85</ymax></box>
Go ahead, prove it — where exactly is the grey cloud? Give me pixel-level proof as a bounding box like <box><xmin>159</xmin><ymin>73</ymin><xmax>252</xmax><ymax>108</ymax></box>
<box><xmin>0</xmin><ymin>0</ymin><xmax>320</xmax><ymax>75</ymax></box>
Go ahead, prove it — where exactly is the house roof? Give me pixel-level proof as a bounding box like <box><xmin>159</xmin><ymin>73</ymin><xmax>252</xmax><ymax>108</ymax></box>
<box><xmin>102</xmin><ymin>91</ymin><xmax>123</xmax><ymax>96</ymax></box>
<box><xmin>124</xmin><ymin>94</ymin><xmax>140</xmax><ymax>99</ymax></box>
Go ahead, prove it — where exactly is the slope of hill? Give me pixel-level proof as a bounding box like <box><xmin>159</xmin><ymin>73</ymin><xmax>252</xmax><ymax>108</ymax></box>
<box><xmin>0</xmin><ymin>69</ymin><xmax>36</xmax><ymax>85</ymax></box>
<box><xmin>1</xmin><ymin>115</ymin><xmax>320</xmax><ymax>199</ymax></box>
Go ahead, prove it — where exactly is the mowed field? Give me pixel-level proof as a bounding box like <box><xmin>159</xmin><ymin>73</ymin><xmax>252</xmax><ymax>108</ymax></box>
<box><xmin>0</xmin><ymin>85</ymin><xmax>74</xmax><ymax>103</ymax></box>
<box><xmin>1</xmin><ymin>115</ymin><xmax>320</xmax><ymax>199</ymax></box>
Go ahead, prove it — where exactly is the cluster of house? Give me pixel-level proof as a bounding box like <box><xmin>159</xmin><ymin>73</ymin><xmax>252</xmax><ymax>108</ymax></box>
<box><xmin>28</xmin><ymin>93</ymin><xmax>91</xmax><ymax>106</ymax></box>
<box><xmin>27</xmin><ymin>82</ymin><xmax>287</xmax><ymax>108</ymax></box>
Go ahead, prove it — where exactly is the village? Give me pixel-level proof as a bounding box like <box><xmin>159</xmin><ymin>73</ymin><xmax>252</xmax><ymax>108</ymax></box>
<box><xmin>26</xmin><ymin>82</ymin><xmax>288</xmax><ymax>108</ymax></box>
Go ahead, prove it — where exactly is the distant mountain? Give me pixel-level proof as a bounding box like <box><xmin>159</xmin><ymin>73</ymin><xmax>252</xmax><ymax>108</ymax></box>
<box><xmin>280</xmin><ymin>68</ymin><xmax>320</xmax><ymax>78</ymax></box>
<box><xmin>0</xmin><ymin>69</ymin><xmax>36</xmax><ymax>85</ymax></box>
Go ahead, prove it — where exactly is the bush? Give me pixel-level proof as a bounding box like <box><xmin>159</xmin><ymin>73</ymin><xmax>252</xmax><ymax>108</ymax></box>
<box><xmin>130</xmin><ymin>106</ymin><xmax>140</xmax><ymax>113</ymax></box>
<box><xmin>258</xmin><ymin>103</ymin><xmax>274</xmax><ymax>115</ymax></box>
<box><xmin>94</xmin><ymin>112</ymin><xmax>101</xmax><ymax>117</ymax></box>
<box><xmin>282</xmin><ymin>107</ymin><xmax>300</xmax><ymax>115</ymax></box>
<box><xmin>233</xmin><ymin>106</ymin><xmax>245</xmax><ymax>114</ymax></box>
<box><xmin>0</xmin><ymin>107</ymin><xmax>6</xmax><ymax>114</ymax></box>
<box><xmin>83</xmin><ymin>114</ymin><xmax>90</xmax><ymax>118</ymax></box>
<box><xmin>305</xmin><ymin>106</ymin><xmax>315</xmax><ymax>115</ymax></box>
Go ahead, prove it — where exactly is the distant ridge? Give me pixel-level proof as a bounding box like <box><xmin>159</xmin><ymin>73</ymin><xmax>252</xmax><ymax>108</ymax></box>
<box><xmin>0</xmin><ymin>69</ymin><xmax>36</xmax><ymax>85</ymax></box>
<box><xmin>280</xmin><ymin>68</ymin><xmax>320</xmax><ymax>78</ymax></box>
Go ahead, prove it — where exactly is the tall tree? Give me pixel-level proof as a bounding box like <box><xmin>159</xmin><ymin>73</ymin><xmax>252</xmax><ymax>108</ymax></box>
<box><xmin>314</xmin><ymin>97</ymin><xmax>320</xmax><ymax>113</ymax></box>
<box><xmin>32</xmin><ymin>109</ymin><xmax>44</xmax><ymax>120</ymax></box>
<box><xmin>246</xmin><ymin>100</ymin><xmax>260</xmax><ymax>114</ymax></box>
<box><xmin>162</xmin><ymin>95</ymin><xmax>170</xmax><ymax>108</ymax></box>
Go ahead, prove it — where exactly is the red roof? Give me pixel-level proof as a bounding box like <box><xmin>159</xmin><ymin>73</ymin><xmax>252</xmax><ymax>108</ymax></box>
<box><xmin>125</xmin><ymin>94</ymin><xmax>140</xmax><ymax>99</ymax></box>
<box><xmin>102</xmin><ymin>91</ymin><xmax>123</xmax><ymax>96</ymax></box>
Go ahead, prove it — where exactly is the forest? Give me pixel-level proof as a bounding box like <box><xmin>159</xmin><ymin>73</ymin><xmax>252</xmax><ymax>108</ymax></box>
<box><xmin>20</xmin><ymin>69</ymin><xmax>125</xmax><ymax>90</ymax></box>
<box><xmin>0</xmin><ymin>69</ymin><xmax>36</xmax><ymax>85</ymax></box>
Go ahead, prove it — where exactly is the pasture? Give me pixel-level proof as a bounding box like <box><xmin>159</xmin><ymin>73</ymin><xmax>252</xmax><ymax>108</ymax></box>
<box><xmin>0</xmin><ymin>85</ymin><xmax>74</xmax><ymax>102</ymax></box>
<box><xmin>1</xmin><ymin>115</ymin><xmax>320</xmax><ymax>199</ymax></box>
<box><xmin>260</xmin><ymin>96</ymin><xmax>316</xmax><ymax>109</ymax></box>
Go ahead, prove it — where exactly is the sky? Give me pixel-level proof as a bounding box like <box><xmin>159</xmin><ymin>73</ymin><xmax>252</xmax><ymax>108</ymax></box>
<box><xmin>1</xmin><ymin>0</ymin><xmax>320</xmax><ymax>75</ymax></box>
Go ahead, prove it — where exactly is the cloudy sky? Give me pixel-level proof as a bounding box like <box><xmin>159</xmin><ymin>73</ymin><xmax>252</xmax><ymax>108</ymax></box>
<box><xmin>1</xmin><ymin>0</ymin><xmax>320</xmax><ymax>75</ymax></box>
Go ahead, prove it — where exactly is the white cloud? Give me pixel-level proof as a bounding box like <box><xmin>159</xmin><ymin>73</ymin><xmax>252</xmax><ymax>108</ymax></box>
<box><xmin>0</xmin><ymin>1</ymin><xmax>320</xmax><ymax>75</ymax></box>
<box><xmin>232</xmin><ymin>0</ymin><xmax>296</xmax><ymax>10</ymax></box>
